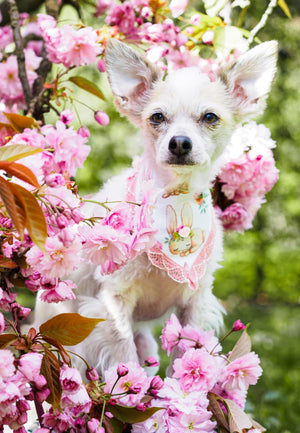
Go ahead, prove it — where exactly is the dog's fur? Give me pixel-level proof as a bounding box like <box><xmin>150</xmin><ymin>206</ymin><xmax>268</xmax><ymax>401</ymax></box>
<box><xmin>33</xmin><ymin>39</ymin><xmax>277</xmax><ymax>375</ymax></box>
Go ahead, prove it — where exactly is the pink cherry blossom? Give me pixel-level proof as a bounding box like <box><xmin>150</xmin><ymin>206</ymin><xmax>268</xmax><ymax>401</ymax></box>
<box><xmin>179</xmin><ymin>325</ymin><xmax>221</xmax><ymax>353</ymax></box>
<box><xmin>173</xmin><ymin>348</ymin><xmax>220</xmax><ymax>392</ymax></box>
<box><xmin>220</xmin><ymin>352</ymin><xmax>262</xmax><ymax>391</ymax></box>
<box><xmin>161</xmin><ymin>313</ymin><xmax>182</xmax><ymax>355</ymax></box>
<box><xmin>80</xmin><ymin>224</ymin><xmax>131</xmax><ymax>270</ymax></box>
<box><xmin>104</xmin><ymin>361</ymin><xmax>149</xmax><ymax>406</ymax></box>
<box><xmin>60</xmin><ymin>366</ymin><xmax>82</xmax><ymax>393</ymax></box>
<box><xmin>26</xmin><ymin>230</ymin><xmax>81</xmax><ymax>279</ymax></box>
<box><xmin>18</xmin><ymin>353</ymin><xmax>43</xmax><ymax>381</ymax></box>
<box><xmin>169</xmin><ymin>0</ymin><xmax>188</xmax><ymax>18</ymax></box>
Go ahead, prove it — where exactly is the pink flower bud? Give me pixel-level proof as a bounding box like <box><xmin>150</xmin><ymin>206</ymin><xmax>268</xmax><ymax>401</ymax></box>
<box><xmin>18</xmin><ymin>352</ymin><xmax>43</xmax><ymax>381</ymax></box>
<box><xmin>87</xmin><ymin>418</ymin><xmax>105</xmax><ymax>433</ymax></box>
<box><xmin>144</xmin><ymin>356</ymin><xmax>159</xmax><ymax>367</ymax></box>
<box><xmin>94</xmin><ymin>110</ymin><xmax>110</xmax><ymax>126</ymax></box>
<box><xmin>0</xmin><ymin>312</ymin><xmax>6</xmax><ymax>334</ymax></box>
<box><xmin>86</xmin><ymin>367</ymin><xmax>99</xmax><ymax>381</ymax></box>
<box><xmin>150</xmin><ymin>375</ymin><xmax>164</xmax><ymax>390</ymax></box>
<box><xmin>117</xmin><ymin>363</ymin><xmax>129</xmax><ymax>377</ymax></box>
<box><xmin>78</xmin><ymin>126</ymin><xmax>90</xmax><ymax>138</ymax></box>
<box><xmin>97</xmin><ymin>58</ymin><xmax>106</xmax><ymax>72</ymax></box>
<box><xmin>232</xmin><ymin>319</ymin><xmax>246</xmax><ymax>331</ymax></box>
<box><xmin>136</xmin><ymin>403</ymin><xmax>146</xmax><ymax>411</ymax></box>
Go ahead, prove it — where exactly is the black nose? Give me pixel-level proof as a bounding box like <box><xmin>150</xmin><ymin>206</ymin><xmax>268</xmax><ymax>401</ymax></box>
<box><xmin>168</xmin><ymin>136</ymin><xmax>192</xmax><ymax>157</ymax></box>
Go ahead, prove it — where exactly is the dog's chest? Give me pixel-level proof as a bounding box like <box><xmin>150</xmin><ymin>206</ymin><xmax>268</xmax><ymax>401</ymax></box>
<box><xmin>130</xmin><ymin>257</ymin><xmax>190</xmax><ymax>321</ymax></box>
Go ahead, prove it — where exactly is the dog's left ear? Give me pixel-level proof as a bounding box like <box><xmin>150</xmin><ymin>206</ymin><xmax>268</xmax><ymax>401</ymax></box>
<box><xmin>105</xmin><ymin>39</ymin><xmax>163</xmax><ymax>125</ymax></box>
<box><xmin>220</xmin><ymin>40</ymin><xmax>278</xmax><ymax>119</ymax></box>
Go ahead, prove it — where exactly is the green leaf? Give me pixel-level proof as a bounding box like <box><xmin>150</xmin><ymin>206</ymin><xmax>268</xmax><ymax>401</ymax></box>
<box><xmin>69</xmin><ymin>76</ymin><xmax>106</xmax><ymax>100</ymax></box>
<box><xmin>228</xmin><ymin>330</ymin><xmax>251</xmax><ymax>362</ymax></box>
<box><xmin>0</xmin><ymin>144</ymin><xmax>43</xmax><ymax>162</ymax></box>
<box><xmin>277</xmin><ymin>0</ymin><xmax>292</xmax><ymax>18</ymax></box>
<box><xmin>109</xmin><ymin>404</ymin><xmax>164</xmax><ymax>424</ymax></box>
<box><xmin>39</xmin><ymin>313</ymin><xmax>104</xmax><ymax>346</ymax></box>
<box><xmin>225</xmin><ymin>399</ymin><xmax>252</xmax><ymax>433</ymax></box>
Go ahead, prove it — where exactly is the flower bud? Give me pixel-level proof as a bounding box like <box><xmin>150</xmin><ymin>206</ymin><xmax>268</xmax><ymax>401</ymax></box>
<box><xmin>97</xmin><ymin>58</ymin><xmax>106</xmax><ymax>72</ymax></box>
<box><xmin>232</xmin><ymin>319</ymin><xmax>246</xmax><ymax>331</ymax></box>
<box><xmin>94</xmin><ymin>110</ymin><xmax>110</xmax><ymax>126</ymax></box>
<box><xmin>144</xmin><ymin>356</ymin><xmax>159</xmax><ymax>367</ymax></box>
<box><xmin>86</xmin><ymin>367</ymin><xmax>99</xmax><ymax>381</ymax></box>
<box><xmin>78</xmin><ymin>126</ymin><xmax>90</xmax><ymax>138</ymax></box>
<box><xmin>117</xmin><ymin>363</ymin><xmax>129</xmax><ymax>377</ymax></box>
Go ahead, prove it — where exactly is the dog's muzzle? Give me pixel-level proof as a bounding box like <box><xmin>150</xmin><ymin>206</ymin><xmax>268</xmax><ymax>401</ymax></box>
<box><xmin>168</xmin><ymin>135</ymin><xmax>194</xmax><ymax>165</ymax></box>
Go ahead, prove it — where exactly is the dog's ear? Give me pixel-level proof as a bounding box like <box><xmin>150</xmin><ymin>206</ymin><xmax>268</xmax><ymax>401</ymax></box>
<box><xmin>105</xmin><ymin>39</ymin><xmax>163</xmax><ymax>125</ymax></box>
<box><xmin>220</xmin><ymin>41</ymin><xmax>278</xmax><ymax>119</ymax></box>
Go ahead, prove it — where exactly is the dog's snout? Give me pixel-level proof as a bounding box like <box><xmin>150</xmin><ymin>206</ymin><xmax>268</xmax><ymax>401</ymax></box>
<box><xmin>169</xmin><ymin>136</ymin><xmax>192</xmax><ymax>157</ymax></box>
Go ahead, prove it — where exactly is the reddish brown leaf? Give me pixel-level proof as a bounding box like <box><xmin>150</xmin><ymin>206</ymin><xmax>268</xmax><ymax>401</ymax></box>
<box><xmin>0</xmin><ymin>333</ymin><xmax>18</xmax><ymax>348</ymax></box>
<box><xmin>0</xmin><ymin>161</ymin><xmax>40</xmax><ymax>188</ymax></box>
<box><xmin>228</xmin><ymin>330</ymin><xmax>251</xmax><ymax>362</ymax></box>
<box><xmin>4</xmin><ymin>112</ymin><xmax>34</xmax><ymax>132</ymax></box>
<box><xmin>40</xmin><ymin>313</ymin><xmax>104</xmax><ymax>346</ymax></box>
<box><xmin>0</xmin><ymin>176</ymin><xmax>26</xmax><ymax>239</ymax></box>
<box><xmin>0</xmin><ymin>255</ymin><xmax>18</xmax><ymax>269</ymax></box>
<box><xmin>41</xmin><ymin>334</ymin><xmax>71</xmax><ymax>365</ymax></box>
<box><xmin>13</xmin><ymin>184</ymin><xmax>47</xmax><ymax>251</ymax></box>
<box><xmin>208</xmin><ymin>393</ymin><xmax>230</xmax><ymax>432</ymax></box>
<box><xmin>41</xmin><ymin>347</ymin><xmax>62</xmax><ymax>410</ymax></box>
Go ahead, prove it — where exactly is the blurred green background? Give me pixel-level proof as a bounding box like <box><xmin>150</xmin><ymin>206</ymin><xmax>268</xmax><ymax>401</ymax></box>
<box><xmin>16</xmin><ymin>0</ymin><xmax>300</xmax><ymax>431</ymax></box>
<box><xmin>75</xmin><ymin>2</ymin><xmax>300</xmax><ymax>431</ymax></box>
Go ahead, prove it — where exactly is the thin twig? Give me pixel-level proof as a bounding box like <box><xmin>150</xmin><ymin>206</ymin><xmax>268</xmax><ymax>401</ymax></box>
<box><xmin>247</xmin><ymin>0</ymin><xmax>277</xmax><ymax>46</ymax></box>
<box><xmin>8</xmin><ymin>0</ymin><xmax>32</xmax><ymax>109</ymax></box>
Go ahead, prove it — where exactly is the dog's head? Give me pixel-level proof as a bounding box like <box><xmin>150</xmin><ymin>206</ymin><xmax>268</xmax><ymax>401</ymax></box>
<box><xmin>105</xmin><ymin>39</ymin><xmax>277</xmax><ymax>182</ymax></box>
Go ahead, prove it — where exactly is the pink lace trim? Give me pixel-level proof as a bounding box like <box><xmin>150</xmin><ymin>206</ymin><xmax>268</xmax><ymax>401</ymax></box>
<box><xmin>147</xmin><ymin>214</ymin><xmax>216</xmax><ymax>290</ymax></box>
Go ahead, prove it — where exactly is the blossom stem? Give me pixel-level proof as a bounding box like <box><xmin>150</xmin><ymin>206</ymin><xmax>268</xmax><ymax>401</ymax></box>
<box><xmin>8</xmin><ymin>0</ymin><xmax>32</xmax><ymax>109</ymax></box>
<box><xmin>66</xmin><ymin>350</ymin><xmax>91</xmax><ymax>370</ymax></box>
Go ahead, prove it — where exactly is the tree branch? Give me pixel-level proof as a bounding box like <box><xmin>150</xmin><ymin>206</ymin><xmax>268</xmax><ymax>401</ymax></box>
<box><xmin>8</xmin><ymin>0</ymin><xmax>32</xmax><ymax>110</ymax></box>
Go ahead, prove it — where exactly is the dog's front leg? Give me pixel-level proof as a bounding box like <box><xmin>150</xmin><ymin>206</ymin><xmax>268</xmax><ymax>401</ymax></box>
<box><xmin>77</xmin><ymin>286</ymin><xmax>139</xmax><ymax>374</ymax></box>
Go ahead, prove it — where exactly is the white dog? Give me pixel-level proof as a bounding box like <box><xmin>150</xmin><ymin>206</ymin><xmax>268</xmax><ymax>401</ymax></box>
<box><xmin>33</xmin><ymin>39</ymin><xmax>277</xmax><ymax>375</ymax></box>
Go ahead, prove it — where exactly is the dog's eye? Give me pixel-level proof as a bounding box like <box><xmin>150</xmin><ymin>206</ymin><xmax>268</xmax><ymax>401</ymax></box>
<box><xmin>150</xmin><ymin>112</ymin><xmax>165</xmax><ymax>125</ymax></box>
<box><xmin>202</xmin><ymin>112</ymin><xmax>219</xmax><ymax>125</ymax></box>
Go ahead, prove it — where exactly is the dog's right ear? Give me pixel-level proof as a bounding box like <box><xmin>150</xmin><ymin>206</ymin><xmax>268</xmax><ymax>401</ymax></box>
<box><xmin>105</xmin><ymin>39</ymin><xmax>163</xmax><ymax>125</ymax></box>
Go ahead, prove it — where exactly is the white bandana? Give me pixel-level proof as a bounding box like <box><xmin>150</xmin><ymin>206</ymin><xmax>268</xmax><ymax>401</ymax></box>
<box><xmin>127</xmin><ymin>162</ymin><xmax>216</xmax><ymax>290</ymax></box>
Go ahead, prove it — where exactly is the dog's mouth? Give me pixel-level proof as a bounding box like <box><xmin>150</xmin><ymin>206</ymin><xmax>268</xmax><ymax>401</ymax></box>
<box><xmin>165</xmin><ymin>156</ymin><xmax>197</xmax><ymax>166</ymax></box>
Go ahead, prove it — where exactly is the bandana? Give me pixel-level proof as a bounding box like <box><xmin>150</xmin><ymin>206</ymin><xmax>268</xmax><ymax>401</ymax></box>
<box><xmin>127</xmin><ymin>163</ymin><xmax>217</xmax><ymax>290</ymax></box>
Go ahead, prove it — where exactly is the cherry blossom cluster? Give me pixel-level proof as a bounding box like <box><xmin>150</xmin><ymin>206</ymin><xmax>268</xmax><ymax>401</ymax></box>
<box><xmin>216</xmin><ymin>121</ymin><xmax>279</xmax><ymax>231</ymax></box>
<box><xmin>129</xmin><ymin>315</ymin><xmax>262</xmax><ymax>433</ymax></box>
<box><xmin>0</xmin><ymin>351</ymin><xmax>48</xmax><ymax>431</ymax></box>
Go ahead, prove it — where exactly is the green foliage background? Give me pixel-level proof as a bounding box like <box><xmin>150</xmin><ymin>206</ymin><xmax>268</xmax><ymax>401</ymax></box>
<box><xmin>22</xmin><ymin>0</ymin><xmax>299</xmax><ymax>431</ymax></box>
